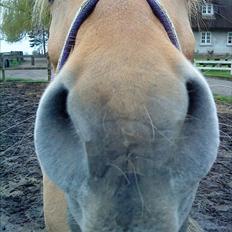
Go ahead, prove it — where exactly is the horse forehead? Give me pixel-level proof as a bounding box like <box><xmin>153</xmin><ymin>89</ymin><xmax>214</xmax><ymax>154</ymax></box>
<box><xmin>48</xmin><ymin>0</ymin><xmax>195</xmax><ymax>70</ymax></box>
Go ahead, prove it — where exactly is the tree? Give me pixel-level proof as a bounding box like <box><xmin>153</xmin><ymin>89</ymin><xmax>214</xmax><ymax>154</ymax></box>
<box><xmin>28</xmin><ymin>28</ymin><xmax>48</xmax><ymax>55</ymax></box>
<box><xmin>0</xmin><ymin>0</ymin><xmax>34</xmax><ymax>41</ymax></box>
<box><xmin>0</xmin><ymin>0</ymin><xmax>50</xmax><ymax>52</ymax></box>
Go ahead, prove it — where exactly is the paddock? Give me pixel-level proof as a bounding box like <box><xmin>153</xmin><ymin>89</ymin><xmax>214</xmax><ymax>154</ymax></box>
<box><xmin>0</xmin><ymin>82</ymin><xmax>231</xmax><ymax>231</ymax></box>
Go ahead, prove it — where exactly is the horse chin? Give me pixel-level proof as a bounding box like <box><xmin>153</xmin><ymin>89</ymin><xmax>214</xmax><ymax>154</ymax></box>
<box><xmin>65</xmin><ymin>175</ymin><xmax>198</xmax><ymax>232</ymax></box>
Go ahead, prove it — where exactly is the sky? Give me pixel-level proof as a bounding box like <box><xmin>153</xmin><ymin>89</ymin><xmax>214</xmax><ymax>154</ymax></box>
<box><xmin>0</xmin><ymin>6</ymin><xmax>34</xmax><ymax>54</ymax></box>
<box><xmin>0</xmin><ymin>38</ymin><xmax>34</xmax><ymax>54</ymax></box>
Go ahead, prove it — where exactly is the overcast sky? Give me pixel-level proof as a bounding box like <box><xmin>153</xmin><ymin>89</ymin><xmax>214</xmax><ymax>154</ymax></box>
<box><xmin>1</xmin><ymin>8</ymin><xmax>34</xmax><ymax>54</ymax></box>
<box><xmin>0</xmin><ymin>38</ymin><xmax>34</xmax><ymax>54</ymax></box>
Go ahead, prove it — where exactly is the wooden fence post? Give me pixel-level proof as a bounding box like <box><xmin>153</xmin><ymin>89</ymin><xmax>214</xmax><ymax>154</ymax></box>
<box><xmin>2</xmin><ymin>56</ymin><xmax>6</xmax><ymax>82</ymax></box>
<box><xmin>231</xmin><ymin>61</ymin><xmax>232</xmax><ymax>76</ymax></box>
<box><xmin>31</xmin><ymin>56</ymin><xmax>35</xmax><ymax>66</ymax></box>
<box><xmin>2</xmin><ymin>68</ymin><xmax>6</xmax><ymax>82</ymax></box>
<box><xmin>47</xmin><ymin>57</ymin><xmax>51</xmax><ymax>82</ymax></box>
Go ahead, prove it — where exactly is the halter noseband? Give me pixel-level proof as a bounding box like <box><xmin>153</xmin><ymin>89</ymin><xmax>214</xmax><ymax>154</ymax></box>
<box><xmin>57</xmin><ymin>0</ymin><xmax>181</xmax><ymax>72</ymax></box>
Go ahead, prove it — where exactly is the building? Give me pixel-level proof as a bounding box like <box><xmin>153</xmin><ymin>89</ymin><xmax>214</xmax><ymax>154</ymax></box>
<box><xmin>192</xmin><ymin>0</ymin><xmax>232</xmax><ymax>56</ymax></box>
<box><xmin>0</xmin><ymin>51</ymin><xmax>24</xmax><ymax>68</ymax></box>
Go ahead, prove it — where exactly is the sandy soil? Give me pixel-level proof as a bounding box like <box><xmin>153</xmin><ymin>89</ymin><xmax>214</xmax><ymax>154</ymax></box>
<box><xmin>0</xmin><ymin>83</ymin><xmax>231</xmax><ymax>232</ymax></box>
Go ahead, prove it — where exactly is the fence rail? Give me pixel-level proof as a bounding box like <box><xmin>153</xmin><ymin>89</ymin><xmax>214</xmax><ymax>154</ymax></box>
<box><xmin>0</xmin><ymin>55</ymin><xmax>51</xmax><ymax>82</ymax></box>
<box><xmin>194</xmin><ymin>60</ymin><xmax>232</xmax><ymax>75</ymax></box>
<box><xmin>1</xmin><ymin>56</ymin><xmax>231</xmax><ymax>82</ymax></box>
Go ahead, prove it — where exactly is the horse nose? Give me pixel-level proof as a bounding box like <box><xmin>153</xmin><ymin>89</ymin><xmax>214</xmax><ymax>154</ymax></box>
<box><xmin>35</xmin><ymin>64</ymin><xmax>217</xmax><ymax>147</ymax></box>
<box><xmin>35</xmin><ymin>62</ymin><xmax>219</xmax><ymax>191</ymax></box>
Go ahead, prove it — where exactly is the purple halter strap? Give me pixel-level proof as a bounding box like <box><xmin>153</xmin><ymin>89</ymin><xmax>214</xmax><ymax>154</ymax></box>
<box><xmin>57</xmin><ymin>0</ymin><xmax>181</xmax><ymax>72</ymax></box>
<box><xmin>146</xmin><ymin>0</ymin><xmax>181</xmax><ymax>50</ymax></box>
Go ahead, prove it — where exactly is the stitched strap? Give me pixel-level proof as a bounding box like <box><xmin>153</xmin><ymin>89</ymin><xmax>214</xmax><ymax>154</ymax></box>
<box><xmin>57</xmin><ymin>0</ymin><xmax>181</xmax><ymax>73</ymax></box>
<box><xmin>146</xmin><ymin>0</ymin><xmax>181</xmax><ymax>50</ymax></box>
<box><xmin>57</xmin><ymin>0</ymin><xmax>99</xmax><ymax>71</ymax></box>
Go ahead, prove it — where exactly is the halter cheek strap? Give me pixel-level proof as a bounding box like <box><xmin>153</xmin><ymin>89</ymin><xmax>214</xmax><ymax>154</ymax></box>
<box><xmin>57</xmin><ymin>0</ymin><xmax>99</xmax><ymax>71</ymax></box>
<box><xmin>57</xmin><ymin>0</ymin><xmax>181</xmax><ymax>73</ymax></box>
<box><xmin>146</xmin><ymin>0</ymin><xmax>181</xmax><ymax>50</ymax></box>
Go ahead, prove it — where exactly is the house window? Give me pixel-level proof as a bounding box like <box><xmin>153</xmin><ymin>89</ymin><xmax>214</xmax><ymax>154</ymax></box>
<box><xmin>202</xmin><ymin>3</ymin><xmax>214</xmax><ymax>16</ymax></box>
<box><xmin>227</xmin><ymin>32</ymin><xmax>232</xmax><ymax>45</ymax></box>
<box><xmin>201</xmin><ymin>32</ymin><xmax>212</xmax><ymax>45</ymax></box>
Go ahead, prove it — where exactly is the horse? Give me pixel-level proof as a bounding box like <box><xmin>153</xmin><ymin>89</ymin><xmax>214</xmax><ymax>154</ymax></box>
<box><xmin>34</xmin><ymin>0</ymin><xmax>219</xmax><ymax>231</ymax></box>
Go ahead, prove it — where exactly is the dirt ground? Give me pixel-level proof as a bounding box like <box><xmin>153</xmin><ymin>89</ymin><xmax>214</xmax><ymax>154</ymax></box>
<box><xmin>0</xmin><ymin>83</ymin><xmax>231</xmax><ymax>232</ymax></box>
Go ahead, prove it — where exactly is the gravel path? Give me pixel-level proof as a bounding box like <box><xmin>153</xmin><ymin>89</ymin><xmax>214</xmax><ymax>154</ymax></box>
<box><xmin>0</xmin><ymin>83</ymin><xmax>231</xmax><ymax>232</ymax></box>
<box><xmin>4</xmin><ymin>70</ymin><xmax>49</xmax><ymax>82</ymax></box>
<box><xmin>206</xmin><ymin>78</ymin><xmax>232</xmax><ymax>97</ymax></box>
<box><xmin>0</xmin><ymin>58</ymin><xmax>49</xmax><ymax>82</ymax></box>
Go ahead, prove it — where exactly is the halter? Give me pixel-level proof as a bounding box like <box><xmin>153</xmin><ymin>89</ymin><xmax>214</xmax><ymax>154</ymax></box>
<box><xmin>57</xmin><ymin>0</ymin><xmax>181</xmax><ymax>72</ymax></box>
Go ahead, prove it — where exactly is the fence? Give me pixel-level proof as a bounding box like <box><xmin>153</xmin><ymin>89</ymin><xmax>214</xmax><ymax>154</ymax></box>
<box><xmin>0</xmin><ymin>55</ymin><xmax>51</xmax><ymax>82</ymax></box>
<box><xmin>1</xmin><ymin>56</ymin><xmax>231</xmax><ymax>82</ymax></box>
<box><xmin>194</xmin><ymin>60</ymin><xmax>232</xmax><ymax>75</ymax></box>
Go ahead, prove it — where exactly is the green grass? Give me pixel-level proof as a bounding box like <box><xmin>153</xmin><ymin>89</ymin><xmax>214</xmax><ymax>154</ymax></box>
<box><xmin>214</xmin><ymin>95</ymin><xmax>232</xmax><ymax>104</ymax></box>
<box><xmin>202</xmin><ymin>70</ymin><xmax>232</xmax><ymax>80</ymax></box>
<box><xmin>10</xmin><ymin>60</ymin><xmax>22</xmax><ymax>67</ymax></box>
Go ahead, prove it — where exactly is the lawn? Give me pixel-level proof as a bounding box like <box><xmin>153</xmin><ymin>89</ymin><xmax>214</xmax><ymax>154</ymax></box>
<box><xmin>202</xmin><ymin>70</ymin><xmax>232</xmax><ymax>80</ymax></box>
<box><xmin>214</xmin><ymin>94</ymin><xmax>232</xmax><ymax>104</ymax></box>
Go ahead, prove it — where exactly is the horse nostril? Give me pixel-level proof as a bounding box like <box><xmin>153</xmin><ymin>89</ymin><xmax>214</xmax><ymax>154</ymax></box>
<box><xmin>36</xmin><ymin>83</ymin><xmax>72</xmax><ymax>140</ymax></box>
<box><xmin>186</xmin><ymin>80</ymin><xmax>205</xmax><ymax>119</ymax></box>
<box><xmin>174</xmin><ymin>76</ymin><xmax>219</xmax><ymax>187</ymax></box>
<box><xmin>35</xmin><ymin>83</ymin><xmax>88</xmax><ymax>192</ymax></box>
<box><xmin>45</xmin><ymin>85</ymin><xmax>70</xmax><ymax>121</ymax></box>
<box><xmin>53</xmin><ymin>88</ymin><xmax>69</xmax><ymax>119</ymax></box>
<box><xmin>186</xmin><ymin>81</ymin><xmax>198</xmax><ymax>117</ymax></box>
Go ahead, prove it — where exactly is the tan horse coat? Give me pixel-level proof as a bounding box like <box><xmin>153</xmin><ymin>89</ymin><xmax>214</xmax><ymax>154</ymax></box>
<box><xmin>35</xmin><ymin>0</ymin><xmax>217</xmax><ymax>231</ymax></box>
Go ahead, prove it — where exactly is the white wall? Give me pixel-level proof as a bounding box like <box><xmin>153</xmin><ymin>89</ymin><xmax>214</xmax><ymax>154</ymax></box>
<box><xmin>194</xmin><ymin>31</ymin><xmax>232</xmax><ymax>55</ymax></box>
